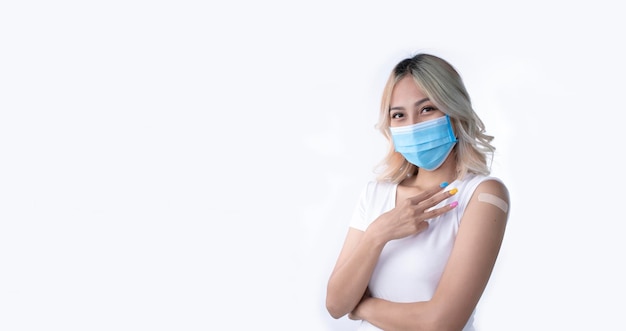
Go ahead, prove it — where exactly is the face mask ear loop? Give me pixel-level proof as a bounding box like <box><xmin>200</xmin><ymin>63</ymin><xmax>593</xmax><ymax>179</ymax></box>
<box><xmin>445</xmin><ymin>115</ymin><xmax>459</xmax><ymax>143</ymax></box>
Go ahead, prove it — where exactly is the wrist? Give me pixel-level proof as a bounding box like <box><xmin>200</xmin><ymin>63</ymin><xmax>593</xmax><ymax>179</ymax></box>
<box><xmin>362</xmin><ymin>227</ymin><xmax>387</xmax><ymax>250</ymax></box>
<box><xmin>357</xmin><ymin>296</ymin><xmax>376</xmax><ymax>320</ymax></box>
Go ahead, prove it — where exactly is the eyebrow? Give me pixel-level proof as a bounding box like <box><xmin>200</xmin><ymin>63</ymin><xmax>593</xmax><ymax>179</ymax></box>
<box><xmin>389</xmin><ymin>97</ymin><xmax>430</xmax><ymax>112</ymax></box>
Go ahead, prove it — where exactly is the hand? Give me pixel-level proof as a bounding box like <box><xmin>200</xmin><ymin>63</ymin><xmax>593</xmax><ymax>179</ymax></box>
<box><xmin>369</xmin><ymin>183</ymin><xmax>458</xmax><ymax>243</ymax></box>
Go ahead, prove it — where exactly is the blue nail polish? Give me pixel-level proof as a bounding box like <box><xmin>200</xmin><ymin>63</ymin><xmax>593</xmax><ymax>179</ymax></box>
<box><xmin>440</xmin><ymin>181</ymin><xmax>449</xmax><ymax>188</ymax></box>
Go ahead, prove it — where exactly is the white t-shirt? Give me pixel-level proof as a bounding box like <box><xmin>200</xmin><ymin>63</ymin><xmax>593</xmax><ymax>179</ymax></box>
<box><xmin>349</xmin><ymin>173</ymin><xmax>502</xmax><ymax>331</ymax></box>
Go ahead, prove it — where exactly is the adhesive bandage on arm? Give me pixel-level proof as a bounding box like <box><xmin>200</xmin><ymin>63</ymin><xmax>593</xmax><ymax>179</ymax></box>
<box><xmin>477</xmin><ymin>193</ymin><xmax>509</xmax><ymax>213</ymax></box>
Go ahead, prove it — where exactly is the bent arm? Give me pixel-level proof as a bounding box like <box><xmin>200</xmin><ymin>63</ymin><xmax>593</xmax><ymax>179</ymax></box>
<box><xmin>325</xmin><ymin>227</ymin><xmax>386</xmax><ymax>319</ymax></box>
<box><xmin>352</xmin><ymin>180</ymin><xmax>510</xmax><ymax>331</ymax></box>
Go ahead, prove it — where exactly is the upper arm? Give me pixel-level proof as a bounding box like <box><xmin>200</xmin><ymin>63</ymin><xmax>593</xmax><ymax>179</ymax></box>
<box><xmin>430</xmin><ymin>179</ymin><xmax>510</xmax><ymax>329</ymax></box>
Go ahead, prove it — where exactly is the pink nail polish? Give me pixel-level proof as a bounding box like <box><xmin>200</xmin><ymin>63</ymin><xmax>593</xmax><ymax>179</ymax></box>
<box><xmin>450</xmin><ymin>201</ymin><xmax>458</xmax><ymax>208</ymax></box>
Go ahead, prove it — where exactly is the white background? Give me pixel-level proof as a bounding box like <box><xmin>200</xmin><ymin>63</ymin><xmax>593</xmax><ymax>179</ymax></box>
<box><xmin>1</xmin><ymin>1</ymin><xmax>624</xmax><ymax>330</ymax></box>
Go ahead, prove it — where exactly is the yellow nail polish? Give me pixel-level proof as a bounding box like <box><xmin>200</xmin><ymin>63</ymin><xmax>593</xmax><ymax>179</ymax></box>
<box><xmin>449</xmin><ymin>188</ymin><xmax>458</xmax><ymax>195</ymax></box>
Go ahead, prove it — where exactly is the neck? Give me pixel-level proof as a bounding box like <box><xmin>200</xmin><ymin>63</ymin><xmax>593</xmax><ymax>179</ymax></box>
<box><xmin>404</xmin><ymin>155</ymin><xmax>458</xmax><ymax>189</ymax></box>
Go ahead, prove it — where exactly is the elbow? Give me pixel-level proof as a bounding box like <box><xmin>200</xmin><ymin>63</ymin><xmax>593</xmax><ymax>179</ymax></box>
<box><xmin>326</xmin><ymin>291</ymin><xmax>358</xmax><ymax>319</ymax></box>
<box><xmin>325</xmin><ymin>298</ymin><xmax>348</xmax><ymax>319</ymax></box>
<box><xmin>326</xmin><ymin>306</ymin><xmax>345</xmax><ymax>320</ymax></box>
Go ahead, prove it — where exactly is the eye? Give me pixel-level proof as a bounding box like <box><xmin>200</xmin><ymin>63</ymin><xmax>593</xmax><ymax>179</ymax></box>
<box><xmin>420</xmin><ymin>106</ymin><xmax>438</xmax><ymax>114</ymax></box>
<box><xmin>390</xmin><ymin>111</ymin><xmax>404</xmax><ymax>119</ymax></box>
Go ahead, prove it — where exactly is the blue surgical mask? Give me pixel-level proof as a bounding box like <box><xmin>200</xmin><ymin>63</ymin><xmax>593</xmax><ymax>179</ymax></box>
<box><xmin>389</xmin><ymin>115</ymin><xmax>457</xmax><ymax>171</ymax></box>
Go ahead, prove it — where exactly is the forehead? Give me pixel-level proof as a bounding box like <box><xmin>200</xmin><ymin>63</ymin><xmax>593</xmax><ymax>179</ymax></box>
<box><xmin>391</xmin><ymin>76</ymin><xmax>428</xmax><ymax>104</ymax></box>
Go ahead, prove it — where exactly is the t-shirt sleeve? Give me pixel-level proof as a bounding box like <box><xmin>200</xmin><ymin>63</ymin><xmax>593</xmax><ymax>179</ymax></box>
<box><xmin>349</xmin><ymin>183</ymin><xmax>370</xmax><ymax>231</ymax></box>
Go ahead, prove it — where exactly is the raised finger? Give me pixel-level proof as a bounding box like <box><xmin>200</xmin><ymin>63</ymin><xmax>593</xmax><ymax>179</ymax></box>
<box><xmin>422</xmin><ymin>200</ymin><xmax>459</xmax><ymax>220</ymax></box>
<box><xmin>407</xmin><ymin>181</ymin><xmax>450</xmax><ymax>204</ymax></box>
<box><xmin>419</xmin><ymin>187</ymin><xmax>458</xmax><ymax>212</ymax></box>
<box><xmin>408</xmin><ymin>182</ymin><xmax>448</xmax><ymax>204</ymax></box>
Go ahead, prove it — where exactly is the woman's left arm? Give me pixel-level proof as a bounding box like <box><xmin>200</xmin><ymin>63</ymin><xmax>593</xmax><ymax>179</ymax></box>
<box><xmin>351</xmin><ymin>179</ymin><xmax>510</xmax><ymax>331</ymax></box>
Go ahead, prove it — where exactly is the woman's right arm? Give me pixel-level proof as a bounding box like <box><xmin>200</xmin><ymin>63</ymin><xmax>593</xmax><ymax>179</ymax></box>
<box><xmin>325</xmin><ymin>183</ymin><xmax>459</xmax><ymax>319</ymax></box>
<box><xmin>325</xmin><ymin>227</ymin><xmax>386</xmax><ymax>319</ymax></box>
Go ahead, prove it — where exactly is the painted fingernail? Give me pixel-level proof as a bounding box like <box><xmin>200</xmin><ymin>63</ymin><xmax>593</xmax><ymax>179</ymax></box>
<box><xmin>440</xmin><ymin>181</ymin><xmax>449</xmax><ymax>188</ymax></box>
<box><xmin>449</xmin><ymin>188</ymin><xmax>458</xmax><ymax>195</ymax></box>
<box><xmin>450</xmin><ymin>201</ymin><xmax>458</xmax><ymax>208</ymax></box>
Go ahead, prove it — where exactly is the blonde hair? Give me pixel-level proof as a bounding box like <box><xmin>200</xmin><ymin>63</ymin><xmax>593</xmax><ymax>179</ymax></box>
<box><xmin>374</xmin><ymin>53</ymin><xmax>495</xmax><ymax>183</ymax></box>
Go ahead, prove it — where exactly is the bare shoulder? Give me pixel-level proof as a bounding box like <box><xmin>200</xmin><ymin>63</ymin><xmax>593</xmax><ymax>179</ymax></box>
<box><xmin>467</xmin><ymin>178</ymin><xmax>510</xmax><ymax>221</ymax></box>
<box><xmin>476</xmin><ymin>178</ymin><xmax>509</xmax><ymax>197</ymax></box>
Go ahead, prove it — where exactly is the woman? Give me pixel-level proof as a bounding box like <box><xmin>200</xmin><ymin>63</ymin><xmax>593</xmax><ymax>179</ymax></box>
<box><xmin>326</xmin><ymin>53</ymin><xmax>510</xmax><ymax>331</ymax></box>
